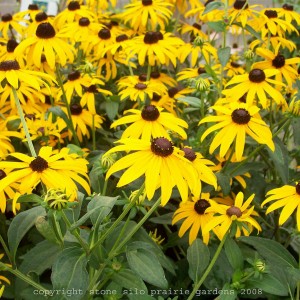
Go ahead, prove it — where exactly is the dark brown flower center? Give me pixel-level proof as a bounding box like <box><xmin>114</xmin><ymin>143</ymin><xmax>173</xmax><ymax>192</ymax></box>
<box><xmin>231</xmin><ymin>61</ymin><xmax>240</xmax><ymax>68</ymax></box>
<box><xmin>36</xmin><ymin>22</ymin><xmax>56</xmax><ymax>39</ymax></box>
<box><xmin>28</xmin><ymin>4</ymin><xmax>39</xmax><ymax>10</ymax></box>
<box><xmin>296</xmin><ymin>182</ymin><xmax>300</xmax><ymax>195</ymax></box>
<box><xmin>68</xmin><ymin>1</ymin><xmax>80</xmax><ymax>10</ymax></box>
<box><xmin>155</xmin><ymin>31</ymin><xmax>163</xmax><ymax>40</ymax></box>
<box><xmin>87</xmin><ymin>85</ymin><xmax>97</xmax><ymax>93</ymax></box>
<box><xmin>7</xmin><ymin>39</ymin><xmax>18</xmax><ymax>53</ymax></box>
<box><xmin>249</xmin><ymin>69</ymin><xmax>266</xmax><ymax>83</ymax></box>
<box><xmin>138</xmin><ymin>74</ymin><xmax>147</xmax><ymax>82</ymax></box>
<box><xmin>29</xmin><ymin>156</ymin><xmax>49</xmax><ymax>172</ymax></box>
<box><xmin>152</xmin><ymin>93</ymin><xmax>161</xmax><ymax>101</ymax></box>
<box><xmin>151</xmin><ymin>137</ymin><xmax>174</xmax><ymax>157</ymax></box>
<box><xmin>183</xmin><ymin>147</ymin><xmax>197</xmax><ymax>162</ymax></box>
<box><xmin>70</xmin><ymin>103</ymin><xmax>83</xmax><ymax>115</ymax></box>
<box><xmin>25</xmin><ymin>113</ymin><xmax>36</xmax><ymax>120</ymax></box>
<box><xmin>135</xmin><ymin>83</ymin><xmax>147</xmax><ymax>90</ymax></box>
<box><xmin>233</xmin><ymin>0</ymin><xmax>248</xmax><ymax>10</ymax></box>
<box><xmin>205</xmin><ymin>0</ymin><xmax>215</xmax><ymax>6</ymax></box>
<box><xmin>282</xmin><ymin>4</ymin><xmax>293</xmax><ymax>11</ymax></box>
<box><xmin>192</xmin><ymin>23</ymin><xmax>202</xmax><ymax>30</ymax></box>
<box><xmin>198</xmin><ymin>67</ymin><xmax>206</xmax><ymax>74</ymax></box>
<box><xmin>194</xmin><ymin>199</ymin><xmax>210</xmax><ymax>214</ymax></box>
<box><xmin>68</xmin><ymin>70</ymin><xmax>81</xmax><ymax>81</ymax></box>
<box><xmin>98</xmin><ymin>28</ymin><xmax>111</xmax><ymax>39</ymax></box>
<box><xmin>226</xmin><ymin>205</ymin><xmax>242</xmax><ymax>217</ymax></box>
<box><xmin>141</xmin><ymin>105</ymin><xmax>160</xmax><ymax>121</ymax></box>
<box><xmin>116</xmin><ymin>34</ymin><xmax>128</xmax><ymax>42</ymax></box>
<box><xmin>38</xmin><ymin>127</ymin><xmax>45</xmax><ymax>134</ymax></box>
<box><xmin>272</xmin><ymin>54</ymin><xmax>285</xmax><ymax>68</ymax></box>
<box><xmin>35</xmin><ymin>12</ymin><xmax>48</xmax><ymax>22</ymax></box>
<box><xmin>144</xmin><ymin>32</ymin><xmax>159</xmax><ymax>44</ymax></box>
<box><xmin>142</xmin><ymin>0</ymin><xmax>153</xmax><ymax>6</ymax></box>
<box><xmin>231</xmin><ymin>108</ymin><xmax>251</xmax><ymax>124</ymax></box>
<box><xmin>264</xmin><ymin>10</ymin><xmax>278</xmax><ymax>18</ymax></box>
<box><xmin>0</xmin><ymin>60</ymin><xmax>20</xmax><ymax>71</ymax></box>
<box><xmin>79</xmin><ymin>17</ymin><xmax>90</xmax><ymax>26</ymax></box>
<box><xmin>1</xmin><ymin>14</ymin><xmax>12</xmax><ymax>22</ymax></box>
<box><xmin>150</xmin><ymin>71</ymin><xmax>160</xmax><ymax>79</ymax></box>
<box><xmin>168</xmin><ymin>87</ymin><xmax>179</xmax><ymax>98</ymax></box>
<box><xmin>0</xmin><ymin>169</ymin><xmax>7</xmax><ymax>180</ymax></box>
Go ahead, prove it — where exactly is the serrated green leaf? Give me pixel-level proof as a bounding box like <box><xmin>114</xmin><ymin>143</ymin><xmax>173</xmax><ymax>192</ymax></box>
<box><xmin>224</xmin><ymin>238</ymin><xmax>244</xmax><ymax>270</ymax></box>
<box><xmin>187</xmin><ymin>239</ymin><xmax>210</xmax><ymax>282</ymax></box>
<box><xmin>216</xmin><ymin>172</ymin><xmax>231</xmax><ymax>195</ymax></box>
<box><xmin>8</xmin><ymin>206</ymin><xmax>46</xmax><ymax>262</ymax></box>
<box><xmin>111</xmin><ymin>269</ymin><xmax>147</xmax><ymax>292</ymax></box>
<box><xmin>203</xmin><ymin>1</ymin><xmax>224</xmax><ymax>15</ymax></box>
<box><xmin>207</xmin><ymin>21</ymin><xmax>226</xmax><ymax>32</ymax></box>
<box><xmin>238</xmin><ymin>236</ymin><xmax>297</xmax><ymax>268</ymax></box>
<box><xmin>106</xmin><ymin>100</ymin><xmax>119</xmax><ymax>120</ymax></box>
<box><xmin>17</xmin><ymin>194</ymin><xmax>43</xmax><ymax>204</ymax></box>
<box><xmin>218</xmin><ymin>47</ymin><xmax>231</xmax><ymax>67</ymax></box>
<box><xmin>51</xmin><ymin>246</ymin><xmax>88</xmax><ymax>300</ymax></box>
<box><xmin>126</xmin><ymin>248</ymin><xmax>168</xmax><ymax>288</ymax></box>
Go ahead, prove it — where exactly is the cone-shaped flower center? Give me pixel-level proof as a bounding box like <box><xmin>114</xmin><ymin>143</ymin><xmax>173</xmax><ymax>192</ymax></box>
<box><xmin>25</xmin><ymin>113</ymin><xmax>36</xmax><ymax>120</ymax></box>
<box><xmin>7</xmin><ymin>39</ymin><xmax>18</xmax><ymax>53</ymax></box>
<box><xmin>282</xmin><ymin>4</ymin><xmax>293</xmax><ymax>11</ymax></box>
<box><xmin>68</xmin><ymin>70</ymin><xmax>81</xmax><ymax>81</ymax></box>
<box><xmin>141</xmin><ymin>105</ymin><xmax>160</xmax><ymax>121</ymax></box>
<box><xmin>28</xmin><ymin>4</ymin><xmax>39</xmax><ymax>10</ymax></box>
<box><xmin>0</xmin><ymin>169</ymin><xmax>7</xmax><ymax>180</ymax></box>
<box><xmin>233</xmin><ymin>0</ymin><xmax>248</xmax><ymax>9</ymax></box>
<box><xmin>192</xmin><ymin>23</ymin><xmax>202</xmax><ymax>30</ymax></box>
<box><xmin>144</xmin><ymin>32</ymin><xmax>159</xmax><ymax>44</ymax></box>
<box><xmin>138</xmin><ymin>74</ymin><xmax>147</xmax><ymax>82</ymax></box>
<box><xmin>35</xmin><ymin>12</ymin><xmax>48</xmax><ymax>22</ymax></box>
<box><xmin>194</xmin><ymin>199</ymin><xmax>211</xmax><ymax>214</ymax></box>
<box><xmin>249</xmin><ymin>69</ymin><xmax>266</xmax><ymax>83</ymax></box>
<box><xmin>231</xmin><ymin>108</ymin><xmax>251</xmax><ymax>124</ymax></box>
<box><xmin>226</xmin><ymin>205</ymin><xmax>242</xmax><ymax>217</ymax></box>
<box><xmin>30</xmin><ymin>156</ymin><xmax>49</xmax><ymax>172</ymax></box>
<box><xmin>87</xmin><ymin>85</ymin><xmax>97</xmax><ymax>93</ymax></box>
<box><xmin>264</xmin><ymin>10</ymin><xmax>278</xmax><ymax>18</ymax></box>
<box><xmin>183</xmin><ymin>147</ymin><xmax>197</xmax><ymax>162</ymax></box>
<box><xmin>116</xmin><ymin>34</ymin><xmax>128</xmax><ymax>42</ymax></box>
<box><xmin>272</xmin><ymin>54</ymin><xmax>285</xmax><ymax>68</ymax></box>
<box><xmin>155</xmin><ymin>31</ymin><xmax>164</xmax><ymax>40</ymax></box>
<box><xmin>231</xmin><ymin>62</ymin><xmax>240</xmax><ymax>68</ymax></box>
<box><xmin>98</xmin><ymin>28</ymin><xmax>111</xmax><ymax>39</ymax></box>
<box><xmin>79</xmin><ymin>17</ymin><xmax>90</xmax><ymax>26</ymax></box>
<box><xmin>70</xmin><ymin>103</ymin><xmax>83</xmax><ymax>115</ymax></box>
<box><xmin>142</xmin><ymin>0</ymin><xmax>153</xmax><ymax>6</ymax></box>
<box><xmin>198</xmin><ymin>67</ymin><xmax>206</xmax><ymax>74</ymax></box>
<box><xmin>0</xmin><ymin>60</ymin><xmax>20</xmax><ymax>71</ymax></box>
<box><xmin>151</xmin><ymin>137</ymin><xmax>174</xmax><ymax>157</ymax></box>
<box><xmin>36</xmin><ymin>22</ymin><xmax>56</xmax><ymax>39</ymax></box>
<box><xmin>296</xmin><ymin>182</ymin><xmax>300</xmax><ymax>195</ymax></box>
<box><xmin>135</xmin><ymin>83</ymin><xmax>147</xmax><ymax>90</ymax></box>
<box><xmin>150</xmin><ymin>71</ymin><xmax>160</xmax><ymax>79</ymax></box>
<box><xmin>68</xmin><ymin>1</ymin><xmax>80</xmax><ymax>10</ymax></box>
<box><xmin>152</xmin><ymin>93</ymin><xmax>161</xmax><ymax>101</ymax></box>
<box><xmin>168</xmin><ymin>87</ymin><xmax>179</xmax><ymax>98</ymax></box>
<box><xmin>1</xmin><ymin>14</ymin><xmax>12</xmax><ymax>22</ymax></box>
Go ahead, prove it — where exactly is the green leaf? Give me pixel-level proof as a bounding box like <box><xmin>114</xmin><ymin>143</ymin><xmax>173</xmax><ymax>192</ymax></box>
<box><xmin>216</xmin><ymin>172</ymin><xmax>231</xmax><ymax>195</ymax></box>
<box><xmin>178</xmin><ymin>96</ymin><xmax>201</xmax><ymax>108</ymax></box>
<box><xmin>238</xmin><ymin>236</ymin><xmax>297</xmax><ymax>268</ymax></box>
<box><xmin>126</xmin><ymin>248</ymin><xmax>168</xmax><ymax>288</ymax></box>
<box><xmin>17</xmin><ymin>194</ymin><xmax>43</xmax><ymax>204</ymax></box>
<box><xmin>203</xmin><ymin>1</ymin><xmax>224</xmax><ymax>15</ymax></box>
<box><xmin>48</xmin><ymin>106</ymin><xmax>71</xmax><ymax>128</ymax></box>
<box><xmin>224</xmin><ymin>238</ymin><xmax>244</xmax><ymax>270</ymax></box>
<box><xmin>292</xmin><ymin>118</ymin><xmax>300</xmax><ymax>146</ymax></box>
<box><xmin>215</xmin><ymin>283</ymin><xmax>238</xmax><ymax>300</ymax></box>
<box><xmin>51</xmin><ymin>246</ymin><xmax>88</xmax><ymax>300</ymax></box>
<box><xmin>267</xmin><ymin>137</ymin><xmax>289</xmax><ymax>184</ymax></box>
<box><xmin>111</xmin><ymin>269</ymin><xmax>147</xmax><ymax>292</ymax></box>
<box><xmin>244</xmin><ymin>24</ymin><xmax>262</xmax><ymax>41</ymax></box>
<box><xmin>106</xmin><ymin>100</ymin><xmax>119</xmax><ymax>120</ymax></box>
<box><xmin>35</xmin><ymin>216</ymin><xmax>60</xmax><ymax>244</ymax></box>
<box><xmin>149</xmin><ymin>213</ymin><xmax>173</xmax><ymax>225</ymax></box>
<box><xmin>247</xmin><ymin>274</ymin><xmax>289</xmax><ymax>296</ymax></box>
<box><xmin>187</xmin><ymin>239</ymin><xmax>210</xmax><ymax>282</ymax></box>
<box><xmin>227</xmin><ymin>162</ymin><xmax>264</xmax><ymax>177</ymax></box>
<box><xmin>286</xmin><ymin>267</ymin><xmax>300</xmax><ymax>281</ymax></box>
<box><xmin>218</xmin><ymin>47</ymin><xmax>231</xmax><ymax>67</ymax></box>
<box><xmin>207</xmin><ymin>21</ymin><xmax>226</xmax><ymax>32</ymax></box>
<box><xmin>67</xmin><ymin>144</ymin><xmax>86</xmax><ymax>156</ymax></box>
<box><xmin>8</xmin><ymin>206</ymin><xmax>46</xmax><ymax>261</ymax></box>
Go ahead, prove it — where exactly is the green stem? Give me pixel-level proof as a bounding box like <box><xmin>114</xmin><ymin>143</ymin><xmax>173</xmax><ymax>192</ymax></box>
<box><xmin>187</xmin><ymin>231</ymin><xmax>229</xmax><ymax>300</ymax></box>
<box><xmin>90</xmin><ymin>183</ymin><xmax>145</xmax><ymax>252</ymax></box>
<box><xmin>49</xmin><ymin>213</ymin><xmax>64</xmax><ymax>248</ymax></box>
<box><xmin>87</xmin><ymin>263</ymin><xmax>106</xmax><ymax>295</ymax></box>
<box><xmin>102</xmin><ymin>180</ymin><xmax>108</xmax><ymax>196</ymax></box>
<box><xmin>12</xmin><ymin>88</ymin><xmax>37</xmax><ymax>157</ymax></box>
<box><xmin>0</xmin><ymin>235</ymin><xmax>12</xmax><ymax>265</ymax></box>
<box><xmin>61</xmin><ymin>210</ymin><xmax>90</xmax><ymax>255</ymax></box>
<box><xmin>0</xmin><ymin>262</ymin><xmax>48</xmax><ymax>291</ymax></box>
<box><xmin>55</xmin><ymin>65</ymin><xmax>80</xmax><ymax>147</ymax></box>
<box><xmin>146</xmin><ymin>64</ymin><xmax>152</xmax><ymax>81</ymax></box>
<box><xmin>108</xmin><ymin>197</ymin><xmax>161</xmax><ymax>259</ymax></box>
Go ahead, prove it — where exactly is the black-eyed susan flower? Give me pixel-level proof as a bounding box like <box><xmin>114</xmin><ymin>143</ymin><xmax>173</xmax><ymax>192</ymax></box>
<box><xmin>203</xmin><ymin>192</ymin><xmax>261</xmax><ymax>240</ymax></box>
<box><xmin>261</xmin><ymin>183</ymin><xmax>300</xmax><ymax>230</ymax></box>
<box><xmin>105</xmin><ymin>137</ymin><xmax>199</xmax><ymax>206</ymax></box>
<box><xmin>0</xmin><ymin>13</ymin><xmax>25</xmax><ymax>40</ymax></box>
<box><xmin>26</xmin><ymin>12</ymin><xmax>55</xmax><ymax>37</ymax></box>
<box><xmin>149</xmin><ymin>71</ymin><xmax>177</xmax><ymax>88</ymax></box>
<box><xmin>172</xmin><ymin>193</ymin><xmax>216</xmax><ymax>245</ymax></box>
<box><xmin>0</xmin><ymin>39</ymin><xmax>20</xmax><ymax>63</ymax></box>
<box><xmin>178</xmin><ymin>22</ymin><xmax>208</xmax><ymax>40</ymax></box>
<box><xmin>177</xmin><ymin>65</ymin><xmax>220</xmax><ymax>82</ymax></box>
<box><xmin>111</xmin><ymin>105</ymin><xmax>188</xmax><ymax>140</ymax></box>
<box><xmin>222</xmin><ymin>68</ymin><xmax>286</xmax><ymax>108</ymax></box>
<box><xmin>199</xmin><ymin>102</ymin><xmax>275</xmax><ymax>161</ymax></box>
<box><xmin>276</xmin><ymin>3</ymin><xmax>300</xmax><ymax>26</ymax></box>
<box><xmin>0</xmin><ymin>146</ymin><xmax>90</xmax><ymax>196</ymax></box>
<box><xmin>118</xmin><ymin>0</ymin><xmax>173</xmax><ymax>32</ymax></box>
<box><xmin>224</xmin><ymin>60</ymin><xmax>245</xmax><ymax>78</ymax></box>
<box><xmin>253</xmin><ymin>46</ymin><xmax>300</xmax><ymax>88</ymax></box>
<box><xmin>0</xmin><ymin>121</ymin><xmax>21</xmax><ymax>158</ymax></box>
<box><xmin>15</xmin><ymin>22</ymin><xmax>75</xmax><ymax>69</ymax></box>
<box><xmin>14</xmin><ymin>3</ymin><xmax>42</xmax><ymax>21</ymax></box>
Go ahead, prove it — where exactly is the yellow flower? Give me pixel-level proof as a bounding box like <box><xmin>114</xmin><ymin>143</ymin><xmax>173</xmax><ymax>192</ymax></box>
<box><xmin>172</xmin><ymin>193</ymin><xmax>216</xmax><ymax>245</ymax></box>
<box><xmin>149</xmin><ymin>229</ymin><xmax>165</xmax><ymax>245</ymax></box>
<box><xmin>0</xmin><ymin>13</ymin><xmax>26</xmax><ymax>39</ymax></box>
<box><xmin>276</xmin><ymin>4</ymin><xmax>300</xmax><ymax>26</ymax></box>
<box><xmin>111</xmin><ymin>105</ymin><xmax>188</xmax><ymax>140</ymax></box>
<box><xmin>203</xmin><ymin>192</ymin><xmax>262</xmax><ymax>241</ymax></box>
<box><xmin>105</xmin><ymin>137</ymin><xmax>199</xmax><ymax>206</ymax></box>
<box><xmin>0</xmin><ymin>253</ymin><xmax>10</xmax><ymax>298</ymax></box>
<box><xmin>0</xmin><ymin>146</ymin><xmax>90</xmax><ymax>196</ymax></box>
<box><xmin>199</xmin><ymin>102</ymin><xmax>275</xmax><ymax>161</ymax></box>
<box><xmin>261</xmin><ymin>183</ymin><xmax>300</xmax><ymax>230</ymax></box>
